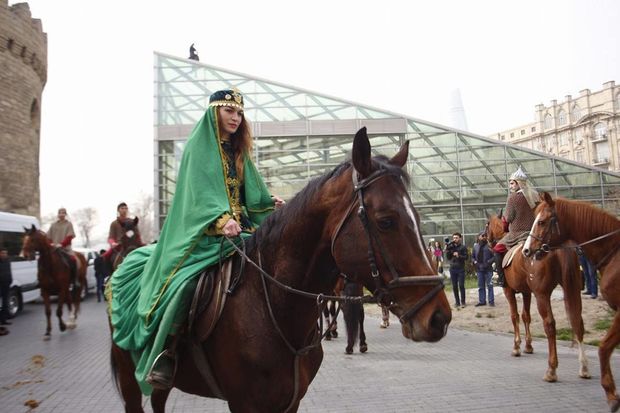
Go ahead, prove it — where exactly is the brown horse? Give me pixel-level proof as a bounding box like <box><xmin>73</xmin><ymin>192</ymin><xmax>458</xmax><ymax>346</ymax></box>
<box><xmin>111</xmin><ymin>217</ymin><xmax>144</xmax><ymax>272</ymax></box>
<box><xmin>523</xmin><ymin>193</ymin><xmax>620</xmax><ymax>412</ymax></box>
<box><xmin>341</xmin><ymin>278</ymin><xmax>368</xmax><ymax>354</ymax></box>
<box><xmin>487</xmin><ymin>214</ymin><xmax>589</xmax><ymax>382</ymax></box>
<box><xmin>21</xmin><ymin>225</ymin><xmax>87</xmax><ymax>340</ymax></box>
<box><xmin>109</xmin><ymin>127</ymin><xmax>452</xmax><ymax>412</ymax></box>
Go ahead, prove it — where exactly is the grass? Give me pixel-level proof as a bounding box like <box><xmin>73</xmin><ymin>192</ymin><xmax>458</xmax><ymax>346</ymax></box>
<box><xmin>443</xmin><ymin>274</ymin><xmax>478</xmax><ymax>292</ymax></box>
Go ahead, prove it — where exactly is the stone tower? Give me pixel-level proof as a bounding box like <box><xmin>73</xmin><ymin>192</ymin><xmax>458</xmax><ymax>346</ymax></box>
<box><xmin>0</xmin><ymin>1</ymin><xmax>47</xmax><ymax>217</ymax></box>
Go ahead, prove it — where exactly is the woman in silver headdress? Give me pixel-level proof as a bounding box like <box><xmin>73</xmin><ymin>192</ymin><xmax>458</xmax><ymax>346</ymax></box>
<box><xmin>492</xmin><ymin>166</ymin><xmax>539</xmax><ymax>286</ymax></box>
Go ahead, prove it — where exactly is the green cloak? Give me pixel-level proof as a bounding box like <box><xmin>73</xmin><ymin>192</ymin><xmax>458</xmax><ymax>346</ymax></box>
<box><xmin>108</xmin><ymin>107</ymin><xmax>275</xmax><ymax>395</ymax></box>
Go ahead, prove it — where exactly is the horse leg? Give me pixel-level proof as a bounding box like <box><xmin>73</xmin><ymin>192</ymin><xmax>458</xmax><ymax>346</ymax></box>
<box><xmin>111</xmin><ymin>343</ymin><xmax>145</xmax><ymax>413</ymax></box>
<box><xmin>322</xmin><ymin>304</ymin><xmax>331</xmax><ymax>340</ymax></box>
<box><xmin>504</xmin><ymin>287</ymin><xmax>521</xmax><ymax>356</ymax></box>
<box><xmin>522</xmin><ymin>292</ymin><xmax>534</xmax><ymax>354</ymax></box>
<box><xmin>343</xmin><ymin>302</ymin><xmax>358</xmax><ymax>355</ymax></box>
<box><xmin>359</xmin><ymin>305</ymin><xmax>367</xmax><ymax>353</ymax></box>
<box><xmin>65</xmin><ymin>288</ymin><xmax>77</xmax><ymax>330</ymax></box>
<box><xmin>56</xmin><ymin>289</ymin><xmax>67</xmax><ymax>332</ymax></box>
<box><xmin>151</xmin><ymin>388</ymin><xmax>172</xmax><ymax>413</ymax></box>
<box><xmin>561</xmin><ymin>263</ymin><xmax>591</xmax><ymax>379</ymax></box>
<box><xmin>42</xmin><ymin>293</ymin><xmax>52</xmax><ymax>340</ymax></box>
<box><xmin>599</xmin><ymin>312</ymin><xmax>620</xmax><ymax>412</ymax></box>
<box><xmin>535</xmin><ymin>294</ymin><xmax>557</xmax><ymax>382</ymax></box>
<box><xmin>380</xmin><ymin>305</ymin><xmax>390</xmax><ymax>328</ymax></box>
<box><xmin>329</xmin><ymin>300</ymin><xmax>338</xmax><ymax>338</ymax></box>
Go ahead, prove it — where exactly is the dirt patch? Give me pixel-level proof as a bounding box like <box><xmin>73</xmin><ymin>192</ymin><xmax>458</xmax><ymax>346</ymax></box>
<box><xmin>366</xmin><ymin>287</ymin><xmax>613</xmax><ymax>345</ymax></box>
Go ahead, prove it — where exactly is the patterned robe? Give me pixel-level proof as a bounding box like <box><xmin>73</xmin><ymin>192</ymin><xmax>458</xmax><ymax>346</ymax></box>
<box><xmin>498</xmin><ymin>191</ymin><xmax>535</xmax><ymax>248</ymax></box>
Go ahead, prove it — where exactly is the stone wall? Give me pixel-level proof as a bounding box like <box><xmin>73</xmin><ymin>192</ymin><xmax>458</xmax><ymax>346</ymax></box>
<box><xmin>0</xmin><ymin>0</ymin><xmax>47</xmax><ymax>217</ymax></box>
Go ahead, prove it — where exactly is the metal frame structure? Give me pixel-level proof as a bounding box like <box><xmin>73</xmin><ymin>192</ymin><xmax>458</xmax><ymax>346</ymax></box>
<box><xmin>154</xmin><ymin>52</ymin><xmax>620</xmax><ymax>244</ymax></box>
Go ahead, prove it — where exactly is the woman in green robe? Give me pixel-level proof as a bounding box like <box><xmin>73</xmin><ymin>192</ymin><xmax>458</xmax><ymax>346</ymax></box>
<box><xmin>108</xmin><ymin>89</ymin><xmax>284</xmax><ymax>395</ymax></box>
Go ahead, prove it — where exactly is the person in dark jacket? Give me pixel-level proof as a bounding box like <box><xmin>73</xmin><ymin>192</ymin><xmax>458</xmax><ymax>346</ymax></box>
<box><xmin>94</xmin><ymin>250</ymin><xmax>110</xmax><ymax>302</ymax></box>
<box><xmin>473</xmin><ymin>232</ymin><xmax>495</xmax><ymax>306</ymax></box>
<box><xmin>445</xmin><ymin>232</ymin><xmax>468</xmax><ymax>308</ymax></box>
<box><xmin>0</xmin><ymin>247</ymin><xmax>13</xmax><ymax>330</ymax></box>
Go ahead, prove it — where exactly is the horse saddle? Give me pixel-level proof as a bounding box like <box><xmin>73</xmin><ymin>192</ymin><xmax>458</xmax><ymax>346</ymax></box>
<box><xmin>502</xmin><ymin>243</ymin><xmax>523</xmax><ymax>269</ymax></box>
<box><xmin>188</xmin><ymin>254</ymin><xmax>242</xmax><ymax>343</ymax></box>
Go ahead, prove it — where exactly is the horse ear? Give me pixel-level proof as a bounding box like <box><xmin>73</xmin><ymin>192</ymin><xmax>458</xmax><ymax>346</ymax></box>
<box><xmin>133</xmin><ymin>216</ymin><xmax>139</xmax><ymax>225</ymax></box>
<box><xmin>497</xmin><ymin>208</ymin><xmax>503</xmax><ymax>218</ymax></box>
<box><xmin>542</xmin><ymin>191</ymin><xmax>554</xmax><ymax>206</ymax></box>
<box><xmin>352</xmin><ymin>127</ymin><xmax>372</xmax><ymax>178</ymax></box>
<box><xmin>389</xmin><ymin>140</ymin><xmax>409</xmax><ymax>168</ymax></box>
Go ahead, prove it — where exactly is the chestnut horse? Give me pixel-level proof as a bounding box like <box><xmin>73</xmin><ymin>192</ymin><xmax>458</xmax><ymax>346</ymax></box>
<box><xmin>487</xmin><ymin>214</ymin><xmax>589</xmax><ymax>382</ymax></box>
<box><xmin>110</xmin><ymin>217</ymin><xmax>144</xmax><ymax>272</ymax></box>
<box><xmin>523</xmin><ymin>193</ymin><xmax>620</xmax><ymax>412</ymax></box>
<box><xmin>109</xmin><ymin>127</ymin><xmax>452</xmax><ymax>412</ymax></box>
<box><xmin>21</xmin><ymin>225</ymin><xmax>87</xmax><ymax>339</ymax></box>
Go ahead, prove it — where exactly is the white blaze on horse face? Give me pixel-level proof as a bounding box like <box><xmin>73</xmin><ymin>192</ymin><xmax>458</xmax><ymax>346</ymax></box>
<box><xmin>523</xmin><ymin>212</ymin><xmax>541</xmax><ymax>253</ymax></box>
<box><xmin>402</xmin><ymin>195</ymin><xmax>432</xmax><ymax>269</ymax></box>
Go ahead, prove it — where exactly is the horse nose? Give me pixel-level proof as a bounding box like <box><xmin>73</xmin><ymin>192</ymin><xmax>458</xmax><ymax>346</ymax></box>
<box><xmin>429</xmin><ymin>309</ymin><xmax>450</xmax><ymax>340</ymax></box>
<box><xmin>522</xmin><ymin>247</ymin><xmax>530</xmax><ymax>257</ymax></box>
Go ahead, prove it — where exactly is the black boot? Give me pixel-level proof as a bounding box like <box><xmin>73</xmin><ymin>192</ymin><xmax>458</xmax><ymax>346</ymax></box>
<box><xmin>494</xmin><ymin>252</ymin><xmax>506</xmax><ymax>287</ymax></box>
<box><xmin>146</xmin><ymin>336</ymin><xmax>178</xmax><ymax>390</ymax></box>
<box><xmin>146</xmin><ymin>350</ymin><xmax>177</xmax><ymax>390</ymax></box>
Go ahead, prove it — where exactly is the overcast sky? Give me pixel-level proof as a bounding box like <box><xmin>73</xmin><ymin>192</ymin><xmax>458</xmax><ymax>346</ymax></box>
<box><xmin>16</xmin><ymin>0</ymin><xmax>620</xmax><ymax>245</ymax></box>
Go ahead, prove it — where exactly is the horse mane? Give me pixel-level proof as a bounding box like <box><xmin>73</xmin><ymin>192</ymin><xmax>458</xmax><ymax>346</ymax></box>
<box><xmin>548</xmin><ymin>197</ymin><xmax>620</xmax><ymax>234</ymax></box>
<box><xmin>246</xmin><ymin>155</ymin><xmax>410</xmax><ymax>253</ymax></box>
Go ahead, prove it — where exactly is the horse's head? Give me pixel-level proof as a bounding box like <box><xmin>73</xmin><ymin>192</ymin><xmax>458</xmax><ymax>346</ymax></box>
<box><xmin>485</xmin><ymin>211</ymin><xmax>505</xmax><ymax>245</ymax></box>
<box><xmin>20</xmin><ymin>224</ymin><xmax>45</xmax><ymax>259</ymax></box>
<box><xmin>523</xmin><ymin>192</ymin><xmax>562</xmax><ymax>258</ymax></box>
<box><xmin>120</xmin><ymin>217</ymin><xmax>142</xmax><ymax>252</ymax></box>
<box><xmin>331</xmin><ymin>127</ymin><xmax>451</xmax><ymax>342</ymax></box>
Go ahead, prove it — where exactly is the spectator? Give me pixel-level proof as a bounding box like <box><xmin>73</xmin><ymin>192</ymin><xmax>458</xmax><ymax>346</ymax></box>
<box><xmin>94</xmin><ymin>250</ymin><xmax>110</xmax><ymax>302</ymax></box>
<box><xmin>0</xmin><ymin>247</ymin><xmax>12</xmax><ymax>330</ymax></box>
<box><xmin>473</xmin><ymin>232</ymin><xmax>495</xmax><ymax>307</ymax></box>
<box><xmin>433</xmin><ymin>241</ymin><xmax>444</xmax><ymax>274</ymax></box>
<box><xmin>445</xmin><ymin>232</ymin><xmax>468</xmax><ymax>308</ymax></box>
<box><xmin>579</xmin><ymin>253</ymin><xmax>598</xmax><ymax>299</ymax></box>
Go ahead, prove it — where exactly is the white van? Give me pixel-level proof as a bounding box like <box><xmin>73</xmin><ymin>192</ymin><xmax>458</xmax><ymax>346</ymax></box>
<box><xmin>0</xmin><ymin>211</ymin><xmax>40</xmax><ymax>317</ymax></box>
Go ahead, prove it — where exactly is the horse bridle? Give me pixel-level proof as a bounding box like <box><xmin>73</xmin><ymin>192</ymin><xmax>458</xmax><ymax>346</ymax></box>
<box><xmin>528</xmin><ymin>208</ymin><xmax>620</xmax><ymax>268</ymax></box>
<box><xmin>331</xmin><ymin>166</ymin><xmax>445</xmax><ymax>322</ymax></box>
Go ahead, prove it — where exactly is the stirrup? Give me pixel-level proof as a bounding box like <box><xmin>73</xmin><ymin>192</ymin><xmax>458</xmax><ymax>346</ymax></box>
<box><xmin>146</xmin><ymin>350</ymin><xmax>177</xmax><ymax>390</ymax></box>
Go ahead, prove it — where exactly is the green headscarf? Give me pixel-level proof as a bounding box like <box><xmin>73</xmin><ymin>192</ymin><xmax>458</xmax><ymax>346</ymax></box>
<box><xmin>108</xmin><ymin>106</ymin><xmax>274</xmax><ymax>395</ymax></box>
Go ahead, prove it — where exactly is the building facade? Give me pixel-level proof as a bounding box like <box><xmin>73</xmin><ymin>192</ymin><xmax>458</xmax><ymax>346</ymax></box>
<box><xmin>0</xmin><ymin>1</ymin><xmax>47</xmax><ymax>217</ymax></box>
<box><xmin>154</xmin><ymin>53</ymin><xmax>620</xmax><ymax>245</ymax></box>
<box><xmin>491</xmin><ymin>81</ymin><xmax>620</xmax><ymax>172</ymax></box>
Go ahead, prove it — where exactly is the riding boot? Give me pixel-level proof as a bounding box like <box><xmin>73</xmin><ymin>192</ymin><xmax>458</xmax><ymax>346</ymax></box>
<box><xmin>146</xmin><ymin>335</ymin><xmax>179</xmax><ymax>390</ymax></box>
<box><xmin>494</xmin><ymin>252</ymin><xmax>506</xmax><ymax>287</ymax></box>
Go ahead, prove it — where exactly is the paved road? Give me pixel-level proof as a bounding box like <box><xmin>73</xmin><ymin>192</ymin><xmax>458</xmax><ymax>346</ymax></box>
<box><xmin>0</xmin><ymin>294</ymin><xmax>616</xmax><ymax>412</ymax></box>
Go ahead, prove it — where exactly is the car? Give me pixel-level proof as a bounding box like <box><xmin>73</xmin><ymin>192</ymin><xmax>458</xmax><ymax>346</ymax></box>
<box><xmin>73</xmin><ymin>247</ymin><xmax>100</xmax><ymax>297</ymax></box>
<box><xmin>0</xmin><ymin>211</ymin><xmax>40</xmax><ymax>318</ymax></box>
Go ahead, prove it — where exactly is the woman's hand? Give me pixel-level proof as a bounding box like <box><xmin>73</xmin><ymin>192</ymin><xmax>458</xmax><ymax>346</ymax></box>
<box><xmin>223</xmin><ymin>219</ymin><xmax>242</xmax><ymax>237</ymax></box>
<box><xmin>272</xmin><ymin>195</ymin><xmax>286</xmax><ymax>209</ymax></box>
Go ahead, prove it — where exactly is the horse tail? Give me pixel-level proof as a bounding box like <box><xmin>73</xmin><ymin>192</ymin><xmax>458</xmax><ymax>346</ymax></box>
<box><xmin>110</xmin><ymin>343</ymin><xmax>122</xmax><ymax>396</ymax></box>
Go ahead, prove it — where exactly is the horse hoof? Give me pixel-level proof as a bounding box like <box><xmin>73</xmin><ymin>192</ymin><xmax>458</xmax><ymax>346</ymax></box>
<box><xmin>60</xmin><ymin>324</ymin><xmax>66</xmax><ymax>332</ymax></box>
<box><xmin>609</xmin><ymin>398</ymin><xmax>620</xmax><ymax>413</ymax></box>
<box><xmin>543</xmin><ymin>373</ymin><xmax>557</xmax><ymax>383</ymax></box>
<box><xmin>43</xmin><ymin>335</ymin><xmax>51</xmax><ymax>341</ymax></box>
<box><xmin>345</xmin><ymin>348</ymin><xmax>353</xmax><ymax>355</ymax></box>
<box><xmin>525</xmin><ymin>347</ymin><xmax>534</xmax><ymax>354</ymax></box>
<box><xmin>360</xmin><ymin>344</ymin><xmax>368</xmax><ymax>353</ymax></box>
<box><xmin>511</xmin><ymin>350</ymin><xmax>521</xmax><ymax>357</ymax></box>
<box><xmin>67</xmin><ymin>322</ymin><xmax>76</xmax><ymax>330</ymax></box>
<box><xmin>579</xmin><ymin>372</ymin><xmax>592</xmax><ymax>379</ymax></box>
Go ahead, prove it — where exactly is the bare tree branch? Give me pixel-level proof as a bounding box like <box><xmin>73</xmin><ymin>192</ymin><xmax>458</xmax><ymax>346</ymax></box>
<box><xmin>72</xmin><ymin>207</ymin><xmax>98</xmax><ymax>247</ymax></box>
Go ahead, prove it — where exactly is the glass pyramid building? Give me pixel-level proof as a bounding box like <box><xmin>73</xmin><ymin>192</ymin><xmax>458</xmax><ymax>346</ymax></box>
<box><xmin>154</xmin><ymin>52</ymin><xmax>620</xmax><ymax>244</ymax></box>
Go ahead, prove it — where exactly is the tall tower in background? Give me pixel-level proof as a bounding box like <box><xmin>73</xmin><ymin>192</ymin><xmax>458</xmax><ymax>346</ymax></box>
<box><xmin>449</xmin><ymin>88</ymin><xmax>469</xmax><ymax>131</ymax></box>
<box><xmin>0</xmin><ymin>1</ymin><xmax>47</xmax><ymax>217</ymax></box>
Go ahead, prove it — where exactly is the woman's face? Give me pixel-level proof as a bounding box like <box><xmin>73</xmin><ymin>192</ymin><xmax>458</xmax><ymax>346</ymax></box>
<box><xmin>218</xmin><ymin>106</ymin><xmax>244</xmax><ymax>136</ymax></box>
